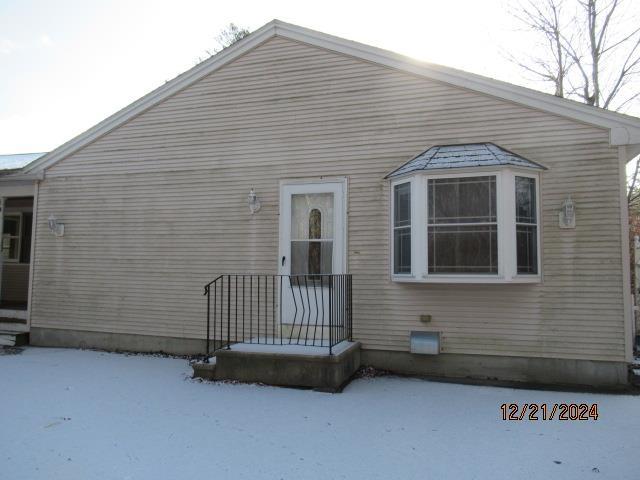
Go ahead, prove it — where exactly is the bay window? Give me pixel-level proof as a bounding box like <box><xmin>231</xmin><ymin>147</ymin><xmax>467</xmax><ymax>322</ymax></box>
<box><xmin>391</xmin><ymin>169</ymin><xmax>541</xmax><ymax>283</ymax></box>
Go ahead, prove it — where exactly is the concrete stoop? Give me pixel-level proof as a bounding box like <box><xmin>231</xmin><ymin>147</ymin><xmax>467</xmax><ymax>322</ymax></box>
<box><xmin>192</xmin><ymin>341</ymin><xmax>361</xmax><ymax>392</ymax></box>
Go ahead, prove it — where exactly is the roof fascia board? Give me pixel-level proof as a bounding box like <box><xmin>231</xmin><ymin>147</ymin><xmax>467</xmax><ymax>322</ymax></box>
<box><xmin>24</xmin><ymin>20</ymin><xmax>280</xmax><ymax>173</ymax></box>
<box><xmin>0</xmin><ymin>177</ymin><xmax>40</xmax><ymax>186</ymax></box>
<box><xmin>0</xmin><ymin>171</ymin><xmax>44</xmax><ymax>182</ymax></box>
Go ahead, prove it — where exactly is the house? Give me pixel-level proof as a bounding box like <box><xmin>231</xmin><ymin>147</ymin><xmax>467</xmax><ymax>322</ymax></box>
<box><xmin>2</xmin><ymin>20</ymin><xmax>639</xmax><ymax>389</ymax></box>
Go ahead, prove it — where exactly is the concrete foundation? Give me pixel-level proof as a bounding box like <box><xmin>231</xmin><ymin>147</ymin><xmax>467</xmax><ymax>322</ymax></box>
<box><xmin>30</xmin><ymin>327</ymin><xmax>206</xmax><ymax>356</ymax></box>
<box><xmin>29</xmin><ymin>327</ymin><xmax>629</xmax><ymax>390</ymax></box>
<box><xmin>361</xmin><ymin>349</ymin><xmax>629</xmax><ymax>390</ymax></box>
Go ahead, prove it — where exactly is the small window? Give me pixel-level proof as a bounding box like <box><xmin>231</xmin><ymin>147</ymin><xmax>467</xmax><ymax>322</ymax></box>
<box><xmin>515</xmin><ymin>176</ymin><xmax>537</xmax><ymax>274</ymax></box>
<box><xmin>393</xmin><ymin>182</ymin><xmax>411</xmax><ymax>274</ymax></box>
<box><xmin>2</xmin><ymin>214</ymin><xmax>21</xmax><ymax>262</ymax></box>
<box><xmin>428</xmin><ymin>176</ymin><xmax>497</xmax><ymax>274</ymax></box>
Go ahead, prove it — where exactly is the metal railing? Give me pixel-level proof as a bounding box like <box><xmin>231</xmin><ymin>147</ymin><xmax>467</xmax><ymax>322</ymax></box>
<box><xmin>203</xmin><ymin>274</ymin><xmax>352</xmax><ymax>358</ymax></box>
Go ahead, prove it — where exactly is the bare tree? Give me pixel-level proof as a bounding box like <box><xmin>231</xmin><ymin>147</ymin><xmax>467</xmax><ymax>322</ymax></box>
<box><xmin>196</xmin><ymin>23</ymin><xmax>252</xmax><ymax>63</ymax></box>
<box><xmin>213</xmin><ymin>23</ymin><xmax>251</xmax><ymax>52</ymax></box>
<box><xmin>508</xmin><ymin>0</ymin><xmax>573</xmax><ymax>97</ymax></box>
<box><xmin>628</xmin><ymin>166</ymin><xmax>640</xmax><ymax>207</ymax></box>
<box><xmin>510</xmin><ymin>0</ymin><xmax>640</xmax><ymax>110</ymax></box>
<box><xmin>510</xmin><ymin>0</ymin><xmax>640</xmax><ymax>206</ymax></box>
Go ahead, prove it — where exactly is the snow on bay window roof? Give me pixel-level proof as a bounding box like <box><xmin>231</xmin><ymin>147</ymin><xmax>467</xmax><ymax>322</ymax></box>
<box><xmin>386</xmin><ymin>143</ymin><xmax>545</xmax><ymax>178</ymax></box>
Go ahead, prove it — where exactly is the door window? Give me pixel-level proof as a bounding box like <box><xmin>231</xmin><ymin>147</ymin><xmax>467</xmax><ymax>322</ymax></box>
<box><xmin>290</xmin><ymin>193</ymin><xmax>334</xmax><ymax>275</ymax></box>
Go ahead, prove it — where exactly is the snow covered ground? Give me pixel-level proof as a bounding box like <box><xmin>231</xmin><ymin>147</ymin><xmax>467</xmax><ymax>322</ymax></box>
<box><xmin>1</xmin><ymin>347</ymin><xmax>638</xmax><ymax>480</ymax></box>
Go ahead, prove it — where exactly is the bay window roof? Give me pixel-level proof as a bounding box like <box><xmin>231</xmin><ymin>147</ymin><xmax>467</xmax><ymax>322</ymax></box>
<box><xmin>386</xmin><ymin>143</ymin><xmax>546</xmax><ymax>178</ymax></box>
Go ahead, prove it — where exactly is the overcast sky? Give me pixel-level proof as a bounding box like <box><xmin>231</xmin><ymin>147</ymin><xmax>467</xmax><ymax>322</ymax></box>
<box><xmin>1</xmin><ymin>0</ymin><xmax>638</xmax><ymax>155</ymax></box>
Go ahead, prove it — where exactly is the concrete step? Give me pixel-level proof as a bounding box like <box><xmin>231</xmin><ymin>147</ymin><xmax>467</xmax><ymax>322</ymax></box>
<box><xmin>192</xmin><ymin>357</ymin><xmax>217</xmax><ymax>380</ymax></box>
<box><xmin>0</xmin><ymin>334</ymin><xmax>16</xmax><ymax>347</ymax></box>
<box><xmin>0</xmin><ymin>331</ymin><xmax>28</xmax><ymax>347</ymax></box>
<box><xmin>192</xmin><ymin>341</ymin><xmax>361</xmax><ymax>391</ymax></box>
<box><xmin>0</xmin><ymin>322</ymin><xmax>29</xmax><ymax>334</ymax></box>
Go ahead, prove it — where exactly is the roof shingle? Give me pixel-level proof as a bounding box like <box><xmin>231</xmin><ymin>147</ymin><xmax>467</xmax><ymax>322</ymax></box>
<box><xmin>386</xmin><ymin>143</ymin><xmax>545</xmax><ymax>178</ymax></box>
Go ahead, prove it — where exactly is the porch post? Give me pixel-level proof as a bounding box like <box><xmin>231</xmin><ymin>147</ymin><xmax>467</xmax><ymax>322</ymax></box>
<box><xmin>0</xmin><ymin>196</ymin><xmax>4</xmax><ymax>307</ymax></box>
<box><xmin>26</xmin><ymin>182</ymin><xmax>39</xmax><ymax>328</ymax></box>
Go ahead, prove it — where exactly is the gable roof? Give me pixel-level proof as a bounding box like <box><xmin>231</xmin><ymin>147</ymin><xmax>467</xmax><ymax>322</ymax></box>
<box><xmin>23</xmin><ymin>19</ymin><xmax>640</xmax><ymax>174</ymax></box>
<box><xmin>386</xmin><ymin>143</ymin><xmax>546</xmax><ymax>178</ymax></box>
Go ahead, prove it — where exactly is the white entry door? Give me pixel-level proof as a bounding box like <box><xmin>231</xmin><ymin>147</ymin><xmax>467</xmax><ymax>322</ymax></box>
<box><xmin>279</xmin><ymin>180</ymin><xmax>346</xmax><ymax>328</ymax></box>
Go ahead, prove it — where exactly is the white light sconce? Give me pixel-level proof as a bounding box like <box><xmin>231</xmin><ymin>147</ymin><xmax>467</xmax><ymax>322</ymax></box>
<box><xmin>48</xmin><ymin>214</ymin><xmax>65</xmax><ymax>237</ymax></box>
<box><xmin>248</xmin><ymin>188</ymin><xmax>261</xmax><ymax>214</ymax></box>
<box><xmin>559</xmin><ymin>196</ymin><xmax>575</xmax><ymax>229</ymax></box>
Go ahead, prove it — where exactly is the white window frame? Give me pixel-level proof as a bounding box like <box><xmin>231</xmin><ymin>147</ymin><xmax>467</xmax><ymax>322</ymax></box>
<box><xmin>513</xmin><ymin>170</ymin><xmax>542</xmax><ymax>277</ymax></box>
<box><xmin>390</xmin><ymin>179</ymin><xmax>416</xmax><ymax>277</ymax></box>
<box><xmin>390</xmin><ymin>167</ymin><xmax>541</xmax><ymax>284</ymax></box>
<box><xmin>2</xmin><ymin>212</ymin><xmax>22</xmax><ymax>263</ymax></box>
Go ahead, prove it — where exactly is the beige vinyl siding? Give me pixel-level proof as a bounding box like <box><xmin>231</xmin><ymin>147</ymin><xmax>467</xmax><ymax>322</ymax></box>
<box><xmin>2</xmin><ymin>263</ymin><xmax>29</xmax><ymax>303</ymax></box>
<box><xmin>31</xmin><ymin>36</ymin><xmax>626</xmax><ymax>361</ymax></box>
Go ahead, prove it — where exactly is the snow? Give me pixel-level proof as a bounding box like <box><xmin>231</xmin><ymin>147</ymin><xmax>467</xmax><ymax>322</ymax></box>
<box><xmin>228</xmin><ymin>340</ymin><xmax>354</xmax><ymax>355</ymax></box>
<box><xmin>1</xmin><ymin>347</ymin><xmax>638</xmax><ymax>480</ymax></box>
<box><xmin>0</xmin><ymin>152</ymin><xmax>46</xmax><ymax>171</ymax></box>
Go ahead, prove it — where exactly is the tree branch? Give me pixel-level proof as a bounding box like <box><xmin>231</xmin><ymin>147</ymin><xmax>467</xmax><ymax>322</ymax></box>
<box><xmin>603</xmin><ymin>36</ymin><xmax>640</xmax><ymax>108</ymax></box>
<box><xmin>629</xmin><ymin>156</ymin><xmax>640</xmax><ymax>203</ymax></box>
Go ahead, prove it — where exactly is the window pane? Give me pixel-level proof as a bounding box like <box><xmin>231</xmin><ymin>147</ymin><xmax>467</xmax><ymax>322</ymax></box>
<box><xmin>393</xmin><ymin>182</ymin><xmax>411</xmax><ymax>274</ymax></box>
<box><xmin>291</xmin><ymin>193</ymin><xmax>334</xmax><ymax>240</ymax></box>
<box><xmin>2</xmin><ymin>237</ymin><xmax>19</xmax><ymax>261</ymax></box>
<box><xmin>428</xmin><ymin>225</ymin><xmax>498</xmax><ymax>273</ymax></box>
<box><xmin>428</xmin><ymin>176</ymin><xmax>496</xmax><ymax>224</ymax></box>
<box><xmin>394</xmin><ymin>227</ymin><xmax>411</xmax><ymax>274</ymax></box>
<box><xmin>517</xmin><ymin>225</ymin><xmax>538</xmax><ymax>274</ymax></box>
<box><xmin>394</xmin><ymin>183</ymin><xmax>411</xmax><ymax>227</ymax></box>
<box><xmin>516</xmin><ymin>177</ymin><xmax>536</xmax><ymax>224</ymax></box>
<box><xmin>20</xmin><ymin>212</ymin><xmax>33</xmax><ymax>264</ymax></box>
<box><xmin>3</xmin><ymin>215</ymin><xmax>20</xmax><ymax>236</ymax></box>
<box><xmin>309</xmin><ymin>209</ymin><xmax>321</xmax><ymax>240</ymax></box>
<box><xmin>291</xmin><ymin>240</ymin><xmax>333</xmax><ymax>275</ymax></box>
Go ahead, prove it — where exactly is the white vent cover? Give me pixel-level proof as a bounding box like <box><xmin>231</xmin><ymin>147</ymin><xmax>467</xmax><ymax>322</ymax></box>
<box><xmin>410</xmin><ymin>331</ymin><xmax>440</xmax><ymax>355</ymax></box>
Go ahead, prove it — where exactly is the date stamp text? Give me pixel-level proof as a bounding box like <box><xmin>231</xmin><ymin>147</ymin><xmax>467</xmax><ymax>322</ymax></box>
<box><xmin>500</xmin><ymin>403</ymin><xmax>599</xmax><ymax>421</ymax></box>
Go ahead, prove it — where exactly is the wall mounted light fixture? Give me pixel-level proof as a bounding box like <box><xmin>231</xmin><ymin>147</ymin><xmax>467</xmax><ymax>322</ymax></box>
<box><xmin>559</xmin><ymin>196</ymin><xmax>576</xmax><ymax>229</ymax></box>
<box><xmin>48</xmin><ymin>214</ymin><xmax>65</xmax><ymax>237</ymax></box>
<box><xmin>248</xmin><ymin>188</ymin><xmax>261</xmax><ymax>214</ymax></box>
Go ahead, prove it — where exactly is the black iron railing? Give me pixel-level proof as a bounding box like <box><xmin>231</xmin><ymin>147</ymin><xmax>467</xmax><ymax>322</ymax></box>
<box><xmin>203</xmin><ymin>274</ymin><xmax>352</xmax><ymax>358</ymax></box>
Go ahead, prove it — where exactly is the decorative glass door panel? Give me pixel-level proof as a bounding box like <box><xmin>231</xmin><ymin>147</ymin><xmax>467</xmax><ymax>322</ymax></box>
<box><xmin>290</xmin><ymin>193</ymin><xmax>334</xmax><ymax>276</ymax></box>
